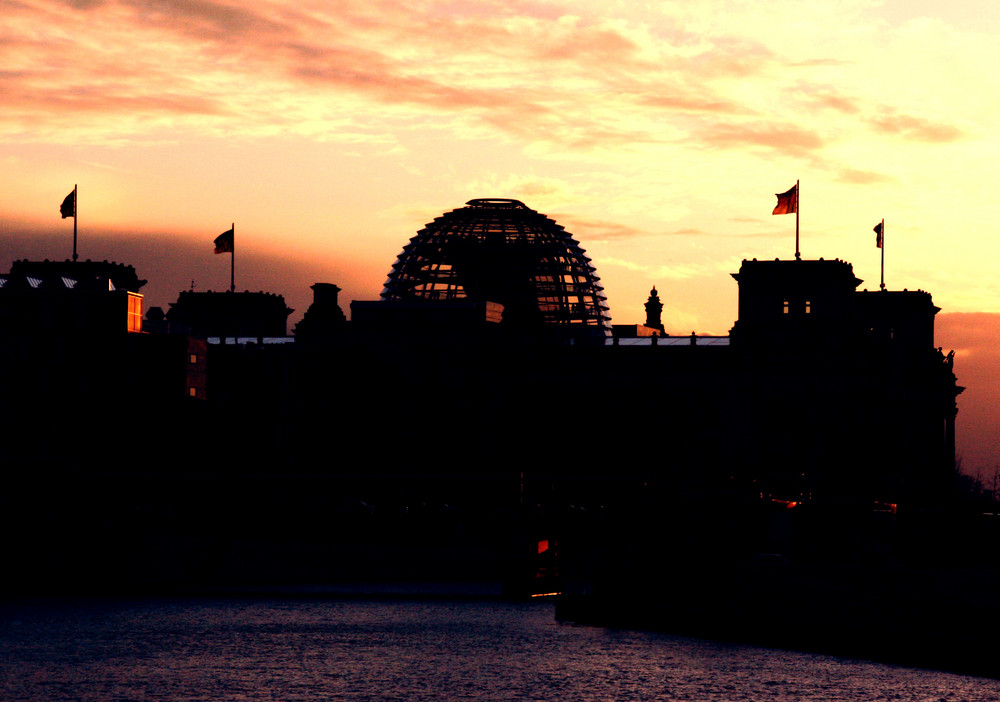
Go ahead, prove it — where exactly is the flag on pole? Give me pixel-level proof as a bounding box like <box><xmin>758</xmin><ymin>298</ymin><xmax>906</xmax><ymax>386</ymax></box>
<box><xmin>772</xmin><ymin>184</ymin><xmax>798</xmax><ymax>215</ymax></box>
<box><xmin>874</xmin><ymin>221</ymin><xmax>884</xmax><ymax>248</ymax></box>
<box><xmin>214</xmin><ymin>227</ymin><xmax>234</xmax><ymax>254</ymax></box>
<box><xmin>60</xmin><ymin>189</ymin><xmax>76</xmax><ymax>219</ymax></box>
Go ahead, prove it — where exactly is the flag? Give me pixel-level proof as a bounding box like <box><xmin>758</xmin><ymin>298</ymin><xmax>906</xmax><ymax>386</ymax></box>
<box><xmin>60</xmin><ymin>189</ymin><xmax>76</xmax><ymax>219</ymax></box>
<box><xmin>874</xmin><ymin>221</ymin><xmax>884</xmax><ymax>248</ymax></box>
<box><xmin>772</xmin><ymin>184</ymin><xmax>797</xmax><ymax>215</ymax></box>
<box><xmin>214</xmin><ymin>227</ymin><xmax>234</xmax><ymax>254</ymax></box>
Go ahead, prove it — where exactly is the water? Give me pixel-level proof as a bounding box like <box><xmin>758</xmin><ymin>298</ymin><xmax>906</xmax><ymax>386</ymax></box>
<box><xmin>1</xmin><ymin>596</ymin><xmax>997</xmax><ymax>701</ymax></box>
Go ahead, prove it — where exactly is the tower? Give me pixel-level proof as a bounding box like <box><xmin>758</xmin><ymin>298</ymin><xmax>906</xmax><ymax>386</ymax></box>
<box><xmin>644</xmin><ymin>286</ymin><xmax>664</xmax><ymax>333</ymax></box>
<box><xmin>729</xmin><ymin>258</ymin><xmax>860</xmax><ymax>350</ymax></box>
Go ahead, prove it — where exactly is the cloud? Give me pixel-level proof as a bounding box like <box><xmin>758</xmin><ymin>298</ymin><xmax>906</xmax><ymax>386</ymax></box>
<box><xmin>790</xmin><ymin>58</ymin><xmax>849</xmax><ymax>68</ymax></box>
<box><xmin>835</xmin><ymin>168</ymin><xmax>895</xmax><ymax>185</ymax></box>
<box><xmin>463</xmin><ymin>174</ymin><xmax>577</xmax><ymax>206</ymax></box>
<box><xmin>698</xmin><ymin>121</ymin><xmax>825</xmax><ymax>153</ymax></box>
<box><xmin>868</xmin><ymin>112</ymin><xmax>965</xmax><ymax>143</ymax></box>
<box><xmin>536</xmin><ymin>20</ymin><xmax>643</xmax><ymax>64</ymax></box>
<box><xmin>554</xmin><ymin>216</ymin><xmax>651</xmax><ymax>241</ymax></box>
<box><xmin>636</xmin><ymin>93</ymin><xmax>742</xmax><ymax>114</ymax></box>
<box><xmin>683</xmin><ymin>35</ymin><xmax>775</xmax><ymax>80</ymax></box>
<box><xmin>60</xmin><ymin>0</ymin><xmax>107</xmax><ymax>8</ymax></box>
<box><xmin>601</xmin><ymin>256</ymin><xmax>713</xmax><ymax>281</ymax></box>
<box><xmin>122</xmin><ymin>0</ymin><xmax>291</xmax><ymax>41</ymax></box>
<box><xmin>0</xmin><ymin>0</ymin><xmax>814</xmax><ymax>153</ymax></box>
<box><xmin>0</xmin><ymin>0</ymin><xmax>991</xmax><ymax>170</ymax></box>
<box><xmin>3</xmin><ymin>84</ymin><xmax>229</xmax><ymax>117</ymax></box>
<box><xmin>806</xmin><ymin>92</ymin><xmax>861</xmax><ymax>114</ymax></box>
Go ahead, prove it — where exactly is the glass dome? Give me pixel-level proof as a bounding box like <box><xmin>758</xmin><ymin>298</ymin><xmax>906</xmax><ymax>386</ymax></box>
<box><xmin>381</xmin><ymin>198</ymin><xmax>611</xmax><ymax>334</ymax></box>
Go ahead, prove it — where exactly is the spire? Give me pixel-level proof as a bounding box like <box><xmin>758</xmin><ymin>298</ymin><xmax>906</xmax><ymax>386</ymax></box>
<box><xmin>644</xmin><ymin>286</ymin><xmax>664</xmax><ymax>333</ymax></box>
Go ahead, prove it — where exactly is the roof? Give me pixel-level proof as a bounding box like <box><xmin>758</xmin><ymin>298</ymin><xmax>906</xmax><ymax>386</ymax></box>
<box><xmin>381</xmin><ymin>198</ymin><xmax>612</xmax><ymax>334</ymax></box>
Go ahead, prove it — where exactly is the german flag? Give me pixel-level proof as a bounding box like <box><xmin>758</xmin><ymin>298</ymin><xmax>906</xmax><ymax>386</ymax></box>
<box><xmin>214</xmin><ymin>227</ymin><xmax>234</xmax><ymax>254</ymax></box>
<box><xmin>772</xmin><ymin>184</ymin><xmax>798</xmax><ymax>215</ymax></box>
<box><xmin>60</xmin><ymin>188</ymin><xmax>76</xmax><ymax>219</ymax></box>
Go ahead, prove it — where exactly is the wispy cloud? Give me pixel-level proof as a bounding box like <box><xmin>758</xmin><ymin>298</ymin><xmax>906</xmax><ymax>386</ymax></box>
<box><xmin>806</xmin><ymin>91</ymin><xmax>861</xmax><ymax>114</ymax></box>
<box><xmin>0</xmin><ymin>0</ymin><xmax>900</xmax><ymax>156</ymax></box>
<box><xmin>868</xmin><ymin>112</ymin><xmax>965</xmax><ymax>143</ymax></box>
<box><xmin>698</xmin><ymin>121</ymin><xmax>825</xmax><ymax>153</ymax></box>
<box><xmin>555</xmin><ymin>216</ymin><xmax>652</xmax><ymax>241</ymax></box>
<box><xmin>2</xmin><ymin>0</ymin><xmax>995</xmax><ymax>218</ymax></box>
<box><xmin>122</xmin><ymin>0</ymin><xmax>290</xmax><ymax>39</ymax></box>
<box><xmin>835</xmin><ymin>168</ymin><xmax>895</xmax><ymax>185</ymax></box>
<box><xmin>602</xmin><ymin>256</ymin><xmax>710</xmax><ymax>281</ymax></box>
<box><xmin>600</xmin><ymin>251</ymin><xmax>749</xmax><ymax>286</ymax></box>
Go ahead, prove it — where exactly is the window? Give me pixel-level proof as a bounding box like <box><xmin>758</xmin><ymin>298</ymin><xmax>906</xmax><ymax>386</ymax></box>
<box><xmin>126</xmin><ymin>293</ymin><xmax>143</xmax><ymax>333</ymax></box>
<box><xmin>782</xmin><ymin>299</ymin><xmax>790</xmax><ymax>315</ymax></box>
<box><xmin>189</xmin><ymin>353</ymin><xmax>198</xmax><ymax>364</ymax></box>
<box><xmin>189</xmin><ymin>387</ymin><xmax>198</xmax><ymax>397</ymax></box>
<box><xmin>804</xmin><ymin>300</ymin><xmax>812</xmax><ymax>314</ymax></box>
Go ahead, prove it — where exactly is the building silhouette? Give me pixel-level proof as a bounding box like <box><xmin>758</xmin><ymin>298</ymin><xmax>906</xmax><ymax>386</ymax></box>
<box><xmin>166</xmin><ymin>289</ymin><xmax>293</xmax><ymax>340</ymax></box>
<box><xmin>0</xmin><ymin>200</ymin><xmax>973</xmax><ymax>606</ymax></box>
<box><xmin>4</xmin><ymin>199</ymin><xmax>996</xmax><ymax>677</ymax></box>
<box><xmin>293</xmin><ymin>283</ymin><xmax>347</xmax><ymax>344</ymax></box>
<box><xmin>0</xmin><ymin>258</ymin><xmax>145</xmax><ymax>334</ymax></box>
<box><xmin>0</xmin><ymin>258</ymin><xmax>206</xmax><ymax>465</ymax></box>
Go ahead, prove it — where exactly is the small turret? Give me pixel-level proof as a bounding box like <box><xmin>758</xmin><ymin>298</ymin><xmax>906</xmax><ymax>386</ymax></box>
<box><xmin>644</xmin><ymin>286</ymin><xmax>664</xmax><ymax>333</ymax></box>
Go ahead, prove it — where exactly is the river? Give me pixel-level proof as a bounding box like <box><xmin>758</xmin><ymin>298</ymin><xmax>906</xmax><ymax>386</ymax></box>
<box><xmin>1</xmin><ymin>595</ymin><xmax>996</xmax><ymax>701</ymax></box>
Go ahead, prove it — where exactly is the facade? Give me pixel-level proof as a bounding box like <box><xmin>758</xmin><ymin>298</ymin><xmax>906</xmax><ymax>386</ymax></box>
<box><xmin>723</xmin><ymin>257</ymin><xmax>960</xmax><ymax>506</ymax></box>
<box><xmin>0</xmin><ymin>258</ymin><xmax>145</xmax><ymax>335</ymax></box>
<box><xmin>0</xmin><ymin>214</ymin><xmax>969</xmax><ymax>597</ymax></box>
<box><xmin>0</xmin><ymin>259</ymin><xmax>209</xmax><ymax>471</ymax></box>
<box><xmin>305</xmin><ymin>214</ymin><xmax>963</xmax><ymax>512</ymax></box>
<box><xmin>556</xmin><ymin>261</ymin><xmax>977</xmax><ymax>674</ymax></box>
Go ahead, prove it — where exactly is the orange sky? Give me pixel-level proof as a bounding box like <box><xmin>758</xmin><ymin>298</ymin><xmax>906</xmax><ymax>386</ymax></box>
<box><xmin>2</xmin><ymin>0</ymin><xmax>998</xmax><ymax>479</ymax></box>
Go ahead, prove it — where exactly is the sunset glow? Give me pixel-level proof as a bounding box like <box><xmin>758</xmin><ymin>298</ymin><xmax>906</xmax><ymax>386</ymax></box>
<box><xmin>3</xmin><ymin>0</ymin><xmax>999</xmax><ymax>475</ymax></box>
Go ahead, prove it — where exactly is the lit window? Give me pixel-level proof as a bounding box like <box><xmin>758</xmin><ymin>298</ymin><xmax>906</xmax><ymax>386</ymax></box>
<box><xmin>189</xmin><ymin>353</ymin><xmax>198</xmax><ymax>363</ymax></box>
<box><xmin>782</xmin><ymin>299</ymin><xmax>790</xmax><ymax>314</ymax></box>
<box><xmin>189</xmin><ymin>387</ymin><xmax>198</xmax><ymax>397</ymax></box>
<box><xmin>127</xmin><ymin>293</ymin><xmax>143</xmax><ymax>333</ymax></box>
<box><xmin>804</xmin><ymin>300</ymin><xmax>811</xmax><ymax>314</ymax></box>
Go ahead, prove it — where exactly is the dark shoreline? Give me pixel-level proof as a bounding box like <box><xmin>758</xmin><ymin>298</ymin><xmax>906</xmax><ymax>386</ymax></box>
<box><xmin>555</xmin><ymin>563</ymin><xmax>1000</xmax><ymax>681</ymax></box>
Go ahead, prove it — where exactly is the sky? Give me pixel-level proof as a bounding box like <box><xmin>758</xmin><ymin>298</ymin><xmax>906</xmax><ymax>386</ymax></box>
<box><xmin>2</xmin><ymin>0</ymin><xmax>999</xmax><ymax>478</ymax></box>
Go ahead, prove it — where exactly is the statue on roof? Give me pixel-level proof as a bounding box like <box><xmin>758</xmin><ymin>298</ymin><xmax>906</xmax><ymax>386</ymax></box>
<box><xmin>644</xmin><ymin>286</ymin><xmax>664</xmax><ymax>333</ymax></box>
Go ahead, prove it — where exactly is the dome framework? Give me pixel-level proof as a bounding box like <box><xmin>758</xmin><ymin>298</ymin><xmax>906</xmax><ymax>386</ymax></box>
<box><xmin>381</xmin><ymin>198</ymin><xmax>611</xmax><ymax>333</ymax></box>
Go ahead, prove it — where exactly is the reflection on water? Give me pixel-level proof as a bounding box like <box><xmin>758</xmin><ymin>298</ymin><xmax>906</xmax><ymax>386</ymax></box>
<box><xmin>1</xmin><ymin>597</ymin><xmax>997</xmax><ymax>701</ymax></box>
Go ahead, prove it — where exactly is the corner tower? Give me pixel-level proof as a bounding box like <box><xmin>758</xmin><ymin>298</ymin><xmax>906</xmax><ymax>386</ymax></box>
<box><xmin>729</xmin><ymin>258</ymin><xmax>861</xmax><ymax>349</ymax></box>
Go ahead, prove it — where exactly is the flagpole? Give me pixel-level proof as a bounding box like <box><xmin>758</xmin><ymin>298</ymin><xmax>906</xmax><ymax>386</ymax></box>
<box><xmin>72</xmin><ymin>184</ymin><xmax>78</xmax><ymax>262</ymax></box>
<box><xmin>795</xmin><ymin>179</ymin><xmax>800</xmax><ymax>260</ymax></box>
<box><xmin>880</xmin><ymin>218</ymin><xmax>885</xmax><ymax>291</ymax></box>
<box><xmin>230</xmin><ymin>222</ymin><xmax>235</xmax><ymax>293</ymax></box>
